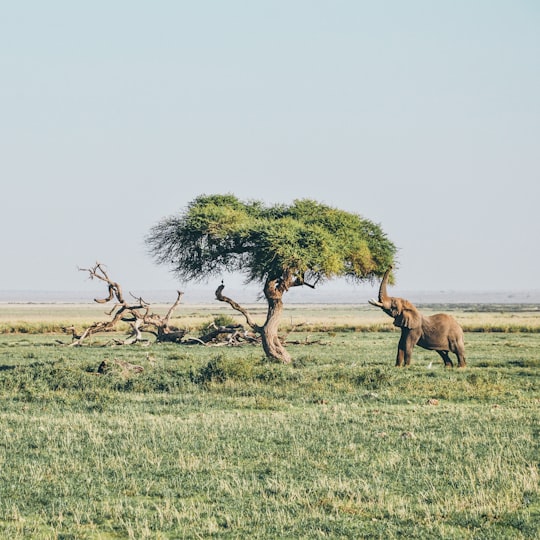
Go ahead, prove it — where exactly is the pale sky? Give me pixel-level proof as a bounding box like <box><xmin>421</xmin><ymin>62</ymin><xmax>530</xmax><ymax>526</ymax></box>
<box><xmin>1</xmin><ymin>1</ymin><xmax>539</xmax><ymax>298</ymax></box>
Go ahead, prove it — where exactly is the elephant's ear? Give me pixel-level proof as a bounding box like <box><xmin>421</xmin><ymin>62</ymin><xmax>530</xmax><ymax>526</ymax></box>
<box><xmin>394</xmin><ymin>300</ymin><xmax>422</xmax><ymax>329</ymax></box>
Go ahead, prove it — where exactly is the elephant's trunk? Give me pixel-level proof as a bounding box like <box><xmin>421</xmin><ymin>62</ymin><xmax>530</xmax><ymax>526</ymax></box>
<box><xmin>378</xmin><ymin>266</ymin><xmax>392</xmax><ymax>302</ymax></box>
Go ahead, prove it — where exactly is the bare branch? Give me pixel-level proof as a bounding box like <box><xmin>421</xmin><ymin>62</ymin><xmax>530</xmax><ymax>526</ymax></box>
<box><xmin>79</xmin><ymin>262</ymin><xmax>125</xmax><ymax>304</ymax></box>
<box><xmin>72</xmin><ymin>263</ymin><xmax>187</xmax><ymax>346</ymax></box>
<box><xmin>291</xmin><ymin>274</ymin><xmax>317</xmax><ymax>289</ymax></box>
<box><xmin>129</xmin><ymin>292</ymin><xmax>150</xmax><ymax>308</ymax></box>
<box><xmin>215</xmin><ymin>283</ymin><xmax>261</xmax><ymax>332</ymax></box>
<box><xmin>163</xmin><ymin>291</ymin><xmax>184</xmax><ymax>323</ymax></box>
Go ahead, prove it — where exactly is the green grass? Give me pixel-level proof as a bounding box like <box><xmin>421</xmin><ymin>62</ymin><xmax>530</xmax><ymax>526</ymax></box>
<box><xmin>0</xmin><ymin>330</ymin><xmax>538</xmax><ymax>539</ymax></box>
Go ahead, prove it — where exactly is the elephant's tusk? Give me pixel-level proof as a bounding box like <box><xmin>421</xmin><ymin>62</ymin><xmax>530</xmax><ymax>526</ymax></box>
<box><xmin>368</xmin><ymin>299</ymin><xmax>383</xmax><ymax>307</ymax></box>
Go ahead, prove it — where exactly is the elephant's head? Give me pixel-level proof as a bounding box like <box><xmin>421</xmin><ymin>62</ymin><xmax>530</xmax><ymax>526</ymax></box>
<box><xmin>368</xmin><ymin>267</ymin><xmax>422</xmax><ymax>329</ymax></box>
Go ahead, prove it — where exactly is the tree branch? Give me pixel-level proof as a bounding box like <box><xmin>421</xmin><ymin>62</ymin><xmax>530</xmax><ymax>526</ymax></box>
<box><xmin>215</xmin><ymin>283</ymin><xmax>261</xmax><ymax>333</ymax></box>
<box><xmin>78</xmin><ymin>262</ymin><xmax>125</xmax><ymax>304</ymax></box>
<box><xmin>163</xmin><ymin>291</ymin><xmax>184</xmax><ymax>323</ymax></box>
<box><xmin>70</xmin><ymin>263</ymin><xmax>186</xmax><ymax>346</ymax></box>
<box><xmin>291</xmin><ymin>274</ymin><xmax>317</xmax><ymax>289</ymax></box>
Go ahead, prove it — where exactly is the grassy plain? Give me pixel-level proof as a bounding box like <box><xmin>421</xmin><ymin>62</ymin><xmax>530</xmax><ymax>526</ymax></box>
<box><xmin>0</xmin><ymin>303</ymin><xmax>538</xmax><ymax>539</ymax></box>
<box><xmin>1</xmin><ymin>302</ymin><xmax>539</xmax><ymax>334</ymax></box>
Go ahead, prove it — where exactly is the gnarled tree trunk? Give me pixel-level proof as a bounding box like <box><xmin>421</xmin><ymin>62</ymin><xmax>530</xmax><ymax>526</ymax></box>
<box><xmin>215</xmin><ymin>281</ymin><xmax>291</xmax><ymax>363</ymax></box>
<box><xmin>214</xmin><ymin>273</ymin><xmax>307</xmax><ymax>363</ymax></box>
<box><xmin>260</xmin><ymin>297</ymin><xmax>290</xmax><ymax>363</ymax></box>
<box><xmin>261</xmin><ymin>277</ymin><xmax>292</xmax><ymax>363</ymax></box>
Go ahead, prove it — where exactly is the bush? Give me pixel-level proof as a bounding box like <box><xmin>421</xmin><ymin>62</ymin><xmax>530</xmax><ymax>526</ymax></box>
<box><xmin>192</xmin><ymin>354</ymin><xmax>255</xmax><ymax>385</ymax></box>
<box><xmin>353</xmin><ymin>367</ymin><xmax>395</xmax><ymax>389</ymax></box>
<box><xmin>199</xmin><ymin>315</ymin><xmax>237</xmax><ymax>334</ymax></box>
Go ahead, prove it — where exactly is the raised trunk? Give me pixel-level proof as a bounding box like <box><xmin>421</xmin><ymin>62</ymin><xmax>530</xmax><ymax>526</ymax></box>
<box><xmin>379</xmin><ymin>266</ymin><xmax>392</xmax><ymax>301</ymax></box>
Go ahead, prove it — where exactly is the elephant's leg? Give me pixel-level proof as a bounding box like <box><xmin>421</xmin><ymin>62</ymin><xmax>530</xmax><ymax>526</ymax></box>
<box><xmin>403</xmin><ymin>348</ymin><xmax>414</xmax><ymax>366</ymax></box>
<box><xmin>455</xmin><ymin>344</ymin><xmax>466</xmax><ymax>368</ymax></box>
<box><xmin>395</xmin><ymin>347</ymin><xmax>405</xmax><ymax>367</ymax></box>
<box><xmin>450</xmin><ymin>338</ymin><xmax>466</xmax><ymax>367</ymax></box>
<box><xmin>437</xmin><ymin>350</ymin><xmax>454</xmax><ymax>367</ymax></box>
<box><xmin>398</xmin><ymin>333</ymin><xmax>414</xmax><ymax>366</ymax></box>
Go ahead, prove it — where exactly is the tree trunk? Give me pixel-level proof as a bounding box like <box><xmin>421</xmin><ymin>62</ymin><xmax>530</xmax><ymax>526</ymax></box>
<box><xmin>261</xmin><ymin>295</ymin><xmax>291</xmax><ymax>363</ymax></box>
<box><xmin>215</xmin><ymin>278</ymin><xmax>293</xmax><ymax>363</ymax></box>
<box><xmin>260</xmin><ymin>276</ymin><xmax>292</xmax><ymax>363</ymax></box>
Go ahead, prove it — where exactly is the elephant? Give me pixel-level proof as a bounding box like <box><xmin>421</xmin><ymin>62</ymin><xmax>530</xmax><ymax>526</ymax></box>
<box><xmin>368</xmin><ymin>267</ymin><xmax>466</xmax><ymax>367</ymax></box>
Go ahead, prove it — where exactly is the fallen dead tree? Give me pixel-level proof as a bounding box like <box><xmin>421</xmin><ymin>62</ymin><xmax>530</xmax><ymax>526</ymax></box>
<box><xmin>66</xmin><ymin>263</ymin><xmax>309</xmax><ymax>349</ymax></box>
<box><xmin>184</xmin><ymin>322</ymin><xmax>260</xmax><ymax>346</ymax></box>
<box><xmin>67</xmin><ymin>263</ymin><xmax>185</xmax><ymax>346</ymax></box>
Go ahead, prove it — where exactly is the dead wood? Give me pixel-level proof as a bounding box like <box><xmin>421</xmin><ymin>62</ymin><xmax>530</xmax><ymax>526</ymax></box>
<box><xmin>197</xmin><ymin>322</ymin><xmax>260</xmax><ymax>345</ymax></box>
<box><xmin>65</xmin><ymin>265</ymin><xmax>270</xmax><ymax>349</ymax></box>
<box><xmin>68</xmin><ymin>263</ymin><xmax>185</xmax><ymax>346</ymax></box>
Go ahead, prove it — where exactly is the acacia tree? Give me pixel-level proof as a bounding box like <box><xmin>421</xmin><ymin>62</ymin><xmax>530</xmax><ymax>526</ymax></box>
<box><xmin>146</xmin><ymin>195</ymin><xmax>396</xmax><ymax>362</ymax></box>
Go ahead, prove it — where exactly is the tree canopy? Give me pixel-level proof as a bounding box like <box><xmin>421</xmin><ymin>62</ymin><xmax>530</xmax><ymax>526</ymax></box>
<box><xmin>146</xmin><ymin>194</ymin><xmax>396</xmax><ymax>287</ymax></box>
<box><xmin>147</xmin><ymin>194</ymin><xmax>397</xmax><ymax>362</ymax></box>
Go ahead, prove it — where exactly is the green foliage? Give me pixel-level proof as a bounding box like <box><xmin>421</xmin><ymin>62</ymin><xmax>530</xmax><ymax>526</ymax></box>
<box><xmin>192</xmin><ymin>353</ymin><xmax>255</xmax><ymax>385</ymax></box>
<box><xmin>199</xmin><ymin>314</ymin><xmax>236</xmax><ymax>333</ymax></box>
<box><xmin>146</xmin><ymin>194</ymin><xmax>397</xmax><ymax>285</ymax></box>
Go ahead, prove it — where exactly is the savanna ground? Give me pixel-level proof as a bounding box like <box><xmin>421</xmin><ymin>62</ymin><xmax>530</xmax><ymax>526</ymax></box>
<box><xmin>0</xmin><ymin>303</ymin><xmax>538</xmax><ymax>539</ymax></box>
